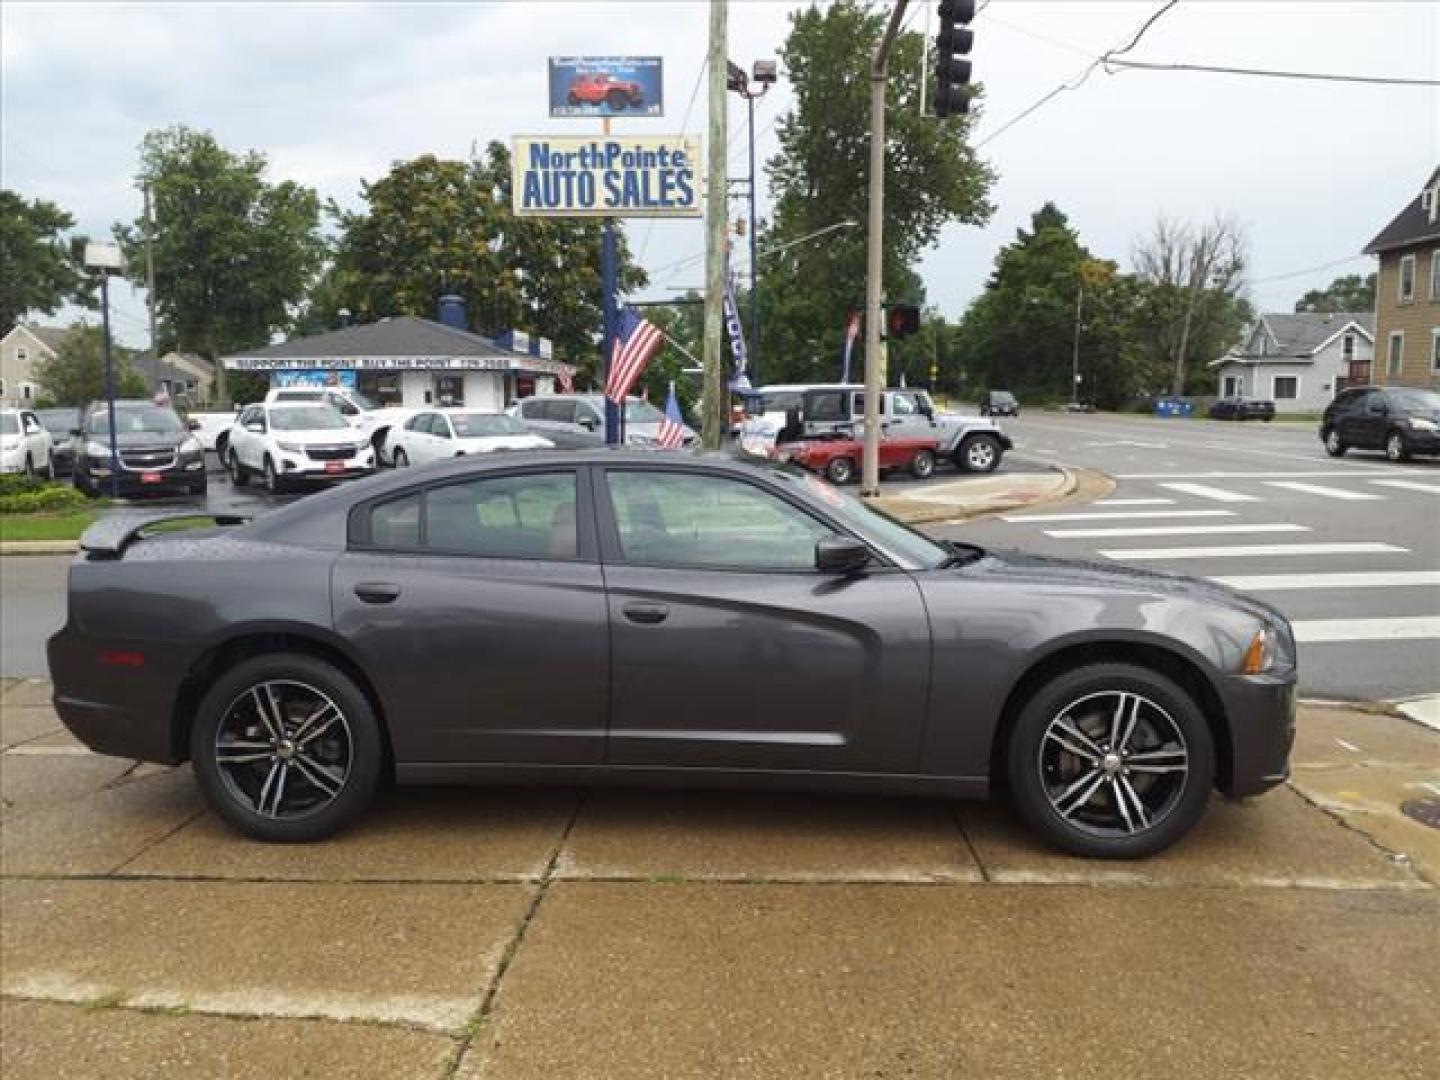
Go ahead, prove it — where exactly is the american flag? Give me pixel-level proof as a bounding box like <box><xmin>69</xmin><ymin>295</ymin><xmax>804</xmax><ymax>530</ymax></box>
<box><xmin>603</xmin><ymin>307</ymin><xmax>664</xmax><ymax>404</ymax></box>
<box><xmin>556</xmin><ymin>365</ymin><xmax>574</xmax><ymax>394</ymax></box>
<box><xmin>657</xmin><ymin>383</ymin><xmax>686</xmax><ymax>449</ymax></box>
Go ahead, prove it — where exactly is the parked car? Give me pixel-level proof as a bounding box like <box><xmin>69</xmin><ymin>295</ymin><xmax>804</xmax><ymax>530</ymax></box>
<box><xmin>49</xmin><ymin>451</ymin><xmax>1297</xmax><ymax>857</ymax></box>
<box><xmin>980</xmin><ymin>390</ymin><xmax>1020</xmax><ymax>417</ymax></box>
<box><xmin>778</xmin><ymin>433</ymin><xmax>941</xmax><ymax>484</ymax></box>
<box><xmin>262</xmin><ymin>387</ymin><xmax>412</xmax><ymax>466</ymax></box>
<box><xmin>385</xmin><ymin>409</ymin><xmax>553</xmax><ymax>467</ymax></box>
<box><xmin>511</xmin><ymin>393</ymin><xmax>697</xmax><ymax>448</ymax></box>
<box><xmin>35</xmin><ymin>407</ymin><xmax>80</xmax><ymax>476</ymax></box>
<box><xmin>72</xmin><ymin>400</ymin><xmax>205</xmax><ymax>497</ymax></box>
<box><xmin>1321</xmin><ymin>385</ymin><xmax>1440</xmax><ymax>462</ymax></box>
<box><xmin>1209</xmin><ymin>396</ymin><xmax>1275</xmax><ymax>422</ymax></box>
<box><xmin>567</xmin><ymin>73</ymin><xmax>645</xmax><ymax>110</ymax></box>
<box><xmin>0</xmin><ymin>407</ymin><xmax>55</xmax><ymax>477</ymax></box>
<box><xmin>224</xmin><ymin>402</ymin><xmax>376</xmax><ymax>493</ymax></box>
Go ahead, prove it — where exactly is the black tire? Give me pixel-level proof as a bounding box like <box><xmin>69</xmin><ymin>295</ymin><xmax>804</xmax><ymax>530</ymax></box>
<box><xmin>227</xmin><ymin>448</ymin><xmax>249</xmax><ymax>487</ymax></box>
<box><xmin>825</xmin><ymin>456</ymin><xmax>856</xmax><ymax>485</ymax></box>
<box><xmin>910</xmin><ymin>448</ymin><xmax>936</xmax><ymax>480</ymax></box>
<box><xmin>1322</xmin><ymin>428</ymin><xmax>1346</xmax><ymax>457</ymax></box>
<box><xmin>957</xmin><ymin>434</ymin><xmax>1001</xmax><ymax>473</ymax></box>
<box><xmin>1006</xmin><ymin>662</ymin><xmax>1215</xmax><ymax>859</ymax></box>
<box><xmin>392</xmin><ymin>447</ymin><xmax>409</xmax><ymax>468</ymax></box>
<box><xmin>372</xmin><ymin>429</ymin><xmax>391</xmax><ymax>467</ymax></box>
<box><xmin>1385</xmin><ymin>430</ymin><xmax>1410</xmax><ymax>463</ymax></box>
<box><xmin>263</xmin><ymin>455</ymin><xmax>285</xmax><ymax>494</ymax></box>
<box><xmin>190</xmin><ymin>653</ymin><xmax>383</xmax><ymax>842</ymax></box>
<box><xmin>190</xmin><ymin>477</ymin><xmax>208</xmax><ymax>498</ymax></box>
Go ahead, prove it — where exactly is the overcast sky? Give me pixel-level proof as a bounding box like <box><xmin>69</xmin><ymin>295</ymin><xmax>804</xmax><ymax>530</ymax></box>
<box><xmin>3</xmin><ymin>0</ymin><xmax>1436</xmax><ymax>348</ymax></box>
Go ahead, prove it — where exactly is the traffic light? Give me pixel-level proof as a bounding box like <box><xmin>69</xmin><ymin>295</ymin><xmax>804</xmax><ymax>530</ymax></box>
<box><xmin>935</xmin><ymin>0</ymin><xmax>975</xmax><ymax>118</ymax></box>
<box><xmin>885</xmin><ymin>303</ymin><xmax>921</xmax><ymax>340</ymax></box>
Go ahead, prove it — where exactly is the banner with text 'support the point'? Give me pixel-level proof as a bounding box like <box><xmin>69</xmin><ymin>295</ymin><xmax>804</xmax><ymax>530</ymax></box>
<box><xmin>548</xmin><ymin>57</ymin><xmax>663</xmax><ymax>118</ymax></box>
<box><xmin>511</xmin><ymin>136</ymin><xmax>701</xmax><ymax>218</ymax></box>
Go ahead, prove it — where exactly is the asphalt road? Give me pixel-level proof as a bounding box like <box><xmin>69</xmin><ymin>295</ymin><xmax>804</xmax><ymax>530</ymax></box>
<box><xmin>934</xmin><ymin>411</ymin><xmax>1440</xmax><ymax>703</ymax></box>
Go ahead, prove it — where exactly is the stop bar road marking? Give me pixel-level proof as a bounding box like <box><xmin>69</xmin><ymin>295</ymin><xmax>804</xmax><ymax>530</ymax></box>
<box><xmin>1157</xmin><ymin>482</ymin><xmax>1260</xmax><ymax>503</ymax></box>
<box><xmin>1264</xmin><ymin>481</ymin><xmax>1385</xmax><ymax>501</ymax></box>
<box><xmin>1048</xmin><ymin>523</ymin><xmax>1308</xmax><ymax>540</ymax></box>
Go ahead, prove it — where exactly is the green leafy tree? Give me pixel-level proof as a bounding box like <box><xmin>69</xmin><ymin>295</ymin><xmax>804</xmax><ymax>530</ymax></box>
<box><xmin>756</xmin><ymin>0</ymin><xmax>994</xmax><ymax>383</ymax></box>
<box><xmin>0</xmin><ymin>191</ymin><xmax>94</xmax><ymax>333</ymax></box>
<box><xmin>1294</xmin><ymin>272</ymin><xmax>1375</xmax><ymax>313</ymax></box>
<box><xmin>31</xmin><ymin>324</ymin><xmax>147</xmax><ymax>406</ymax></box>
<box><xmin>116</xmin><ymin>126</ymin><xmax>325</xmax><ymax>400</ymax></box>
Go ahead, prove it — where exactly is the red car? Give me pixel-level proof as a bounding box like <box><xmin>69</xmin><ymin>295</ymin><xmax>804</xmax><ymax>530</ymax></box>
<box><xmin>779</xmin><ymin>434</ymin><xmax>940</xmax><ymax>485</ymax></box>
<box><xmin>567</xmin><ymin>74</ymin><xmax>645</xmax><ymax>110</ymax></box>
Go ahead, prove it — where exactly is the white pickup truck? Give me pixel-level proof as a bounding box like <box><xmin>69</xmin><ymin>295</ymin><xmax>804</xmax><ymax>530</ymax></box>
<box><xmin>195</xmin><ymin>387</ymin><xmax>412</xmax><ymax>465</ymax></box>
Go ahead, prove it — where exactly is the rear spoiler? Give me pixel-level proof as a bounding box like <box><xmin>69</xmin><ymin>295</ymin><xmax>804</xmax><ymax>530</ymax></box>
<box><xmin>79</xmin><ymin>512</ymin><xmax>252</xmax><ymax>559</ymax></box>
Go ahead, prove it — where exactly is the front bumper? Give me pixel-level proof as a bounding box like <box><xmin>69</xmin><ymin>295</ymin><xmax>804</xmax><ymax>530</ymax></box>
<box><xmin>85</xmin><ymin>459</ymin><xmax>207</xmax><ymax>494</ymax></box>
<box><xmin>275</xmin><ymin>448</ymin><xmax>376</xmax><ymax>480</ymax></box>
<box><xmin>1399</xmin><ymin>428</ymin><xmax>1440</xmax><ymax>455</ymax></box>
<box><xmin>1216</xmin><ymin>671</ymin><xmax>1296</xmax><ymax>796</ymax></box>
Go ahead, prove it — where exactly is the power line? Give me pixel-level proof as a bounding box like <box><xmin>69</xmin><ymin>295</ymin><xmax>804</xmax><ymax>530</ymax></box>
<box><xmin>1104</xmin><ymin>58</ymin><xmax>1440</xmax><ymax>87</ymax></box>
<box><xmin>1249</xmin><ymin>254</ymin><xmax>1370</xmax><ymax>286</ymax></box>
<box><xmin>637</xmin><ymin>58</ymin><xmax>708</xmax><ymax>266</ymax></box>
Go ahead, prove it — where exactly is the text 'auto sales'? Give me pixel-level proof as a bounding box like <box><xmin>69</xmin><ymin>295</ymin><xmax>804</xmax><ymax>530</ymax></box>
<box><xmin>512</xmin><ymin>136</ymin><xmax>701</xmax><ymax>218</ymax></box>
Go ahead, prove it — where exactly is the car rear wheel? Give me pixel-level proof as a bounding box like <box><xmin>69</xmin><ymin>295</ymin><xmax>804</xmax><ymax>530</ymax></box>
<box><xmin>825</xmin><ymin>456</ymin><xmax>856</xmax><ymax>485</ymax></box>
<box><xmin>1323</xmin><ymin>428</ymin><xmax>1346</xmax><ymax>457</ymax></box>
<box><xmin>957</xmin><ymin>434</ymin><xmax>1001</xmax><ymax>473</ymax></box>
<box><xmin>392</xmin><ymin>447</ymin><xmax>409</xmax><ymax>468</ymax></box>
<box><xmin>910</xmin><ymin>448</ymin><xmax>935</xmax><ymax>479</ymax></box>
<box><xmin>1386</xmin><ymin>431</ymin><xmax>1410</xmax><ymax>463</ymax></box>
<box><xmin>1006</xmin><ymin>662</ymin><xmax>1215</xmax><ymax>858</ymax></box>
<box><xmin>191</xmin><ymin>654</ymin><xmax>383</xmax><ymax>842</ymax></box>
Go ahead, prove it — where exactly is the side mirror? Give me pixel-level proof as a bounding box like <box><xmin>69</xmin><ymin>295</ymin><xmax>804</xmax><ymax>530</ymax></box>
<box><xmin>245</xmin><ymin>422</ymin><xmax>265</xmax><ymax>434</ymax></box>
<box><xmin>815</xmin><ymin>535</ymin><xmax>871</xmax><ymax>574</ymax></box>
<box><xmin>578</xmin><ymin>416</ymin><xmax>599</xmax><ymax>431</ymax></box>
<box><xmin>186</xmin><ymin>418</ymin><xmax>201</xmax><ymax>431</ymax></box>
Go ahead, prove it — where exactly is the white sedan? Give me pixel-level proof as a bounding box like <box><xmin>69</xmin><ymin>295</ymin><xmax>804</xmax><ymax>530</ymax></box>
<box><xmin>387</xmin><ymin>409</ymin><xmax>553</xmax><ymax>467</ymax></box>
<box><xmin>0</xmin><ymin>408</ymin><xmax>55</xmax><ymax>477</ymax></box>
<box><xmin>224</xmin><ymin>403</ymin><xmax>376</xmax><ymax>493</ymax></box>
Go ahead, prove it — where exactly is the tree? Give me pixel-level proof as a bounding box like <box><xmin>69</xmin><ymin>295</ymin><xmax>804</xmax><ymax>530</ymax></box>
<box><xmin>321</xmin><ymin>144</ymin><xmax>645</xmax><ymax>385</ymax></box>
<box><xmin>757</xmin><ymin>0</ymin><xmax>994</xmax><ymax>383</ymax></box>
<box><xmin>1294</xmin><ymin>272</ymin><xmax>1375</xmax><ymax>313</ymax></box>
<box><xmin>31</xmin><ymin>324</ymin><xmax>147</xmax><ymax>406</ymax></box>
<box><xmin>116</xmin><ymin>126</ymin><xmax>325</xmax><ymax>400</ymax></box>
<box><xmin>0</xmin><ymin>190</ymin><xmax>93</xmax><ymax>333</ymax></box>
<box><xmin>1132</xmin><ymin>214</ymin><xmax>1249</xmax><ymax>396</ymax></box>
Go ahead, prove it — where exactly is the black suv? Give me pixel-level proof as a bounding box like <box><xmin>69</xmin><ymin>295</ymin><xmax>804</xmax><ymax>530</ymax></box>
<box><xmin>1321</xmin><ymin>386</ymin><xmax>1440</xmax><ymax>462</ymax></box>
<box><xmin>980</xmin><ymin>390</ymin><xmax>1019</xmax><ymax>417</ymax></box>
<box><xmin>73</xmin><ymin>400</ymin><xmax>208</xmax><ymax>497</ymax></box>
<box><xmin>1209</xmin><ymin>396</ymin><xmax>1275</xmax><ymax>422</ymax></box>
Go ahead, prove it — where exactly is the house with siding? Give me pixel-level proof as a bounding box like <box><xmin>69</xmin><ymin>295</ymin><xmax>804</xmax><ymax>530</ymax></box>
<box><xmin>1363</xmin><ymin>166</ymin><xmax>1440</xmax><ymax>387</ymax></box>
<box><xmin>0</xmin><ymin>324</ymin><xmax>69</xmax><ymax>406</ymax></box>
<box><xmin>1209</xmin><ymin>312</ymin><xmax>1373</xmax><ymax>413</ymax></box>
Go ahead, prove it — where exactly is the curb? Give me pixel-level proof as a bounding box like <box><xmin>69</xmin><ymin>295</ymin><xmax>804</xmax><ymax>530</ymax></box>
<box><xmin>0</xmin><ymin>540</ymin><xmax>80</xmax><ymax>556</ymax></box>
<box><xmin>874</xmin><ymin>465</ymin><xmax>1090</xmax><ymax>526</ymax></box>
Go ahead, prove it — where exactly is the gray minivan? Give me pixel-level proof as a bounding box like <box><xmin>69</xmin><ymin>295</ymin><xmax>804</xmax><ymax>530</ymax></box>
<box><xmin>511</xmin><ymin>394</ymin><xmax>696</xmax><ymax>447</ymax></box>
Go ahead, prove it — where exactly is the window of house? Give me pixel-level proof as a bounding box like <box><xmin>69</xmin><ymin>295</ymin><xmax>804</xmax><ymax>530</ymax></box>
<box><xmin>1387</xmin><ymin>332</ymin><xmax>1404</xmax><ymax>377</ymax></box>
<box><xmin>1432</xmin><ymin>329</ymin><xmax>1440</xmax><ymax>373</ymax></box>
<box><xmin>20</xmin><ymin>383</ymin><xmax>34</xmax><ymax>401</ymax></box>
<box><xmin>1273</xmin><ymin>375</ymin><xmax>1299</xmax><ymax>400</ymax></box>
<box><xmin>1399</xmin><ymin>254</ymin><xmax>1416</xmax><ymax>303</ymax></box>
<box><xmin>1342</xmin><ymin>334</ymin><xmax>1355</xmax><ymax>362</ymax></box>
<box><xmin>16</xmin><ymin>347</ymin><xmax>28</xmax><ymax>365</ymax></box>
<box><xmin>1430</xmin><ymin>250</ymin><xmax>1440</xmax><ymax>301</ymax></box>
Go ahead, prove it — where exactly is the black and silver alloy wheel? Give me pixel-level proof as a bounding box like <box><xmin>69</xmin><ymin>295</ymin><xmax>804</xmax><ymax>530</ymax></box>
<box><xmin>1323</xmin><ymin>428</ymin><xmax>1346</xmax><ymax>457</ymax></box>
<box><xmin>960</xmin><ymin>435</ymin><xmax>1000</xmax><ymax>473</ymax></box>
<box><xmin>1037</xmin><ymin>690</ymin><xmax>1188</xmax><ymax>839</ymax></box>
<box><xmin>214</xmin><ymin>680</ymin><xmax>352</xmax><ymax>821</ymax></box>
<box><xmin>1386</xmin><ymin>432</ymin><xmax>1409</xmax><ymax>462</ymax></box>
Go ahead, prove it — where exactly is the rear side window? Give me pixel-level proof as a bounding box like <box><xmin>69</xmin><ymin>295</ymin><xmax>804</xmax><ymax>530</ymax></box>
<box><xmin>364</xmin><ymin>472</ymin><xmax>578</xmax><ymax>559</ymax></box>
<box><xmin>370</xmin><ymin>493</ymin><xmax>421</xmax><ymax>548</ymax></box>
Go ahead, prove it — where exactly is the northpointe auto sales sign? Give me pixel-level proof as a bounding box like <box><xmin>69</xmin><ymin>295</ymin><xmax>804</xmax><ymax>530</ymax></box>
<box><xmin>512</xmin><ymin>136</ymin><xmax>700</xmax><ymax>218</ymax></box>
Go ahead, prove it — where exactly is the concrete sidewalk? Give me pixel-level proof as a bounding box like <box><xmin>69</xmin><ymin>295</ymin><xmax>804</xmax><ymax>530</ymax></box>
<box><xmin>2</xmin><ymin>679</ymin><xmax>1436</xmax><ymax>1078</ymax></box>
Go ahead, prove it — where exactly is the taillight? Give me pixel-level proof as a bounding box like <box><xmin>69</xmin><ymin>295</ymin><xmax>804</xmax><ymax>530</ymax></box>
<box><xmin>100</xmin><ymin>649</ymin><xmax>145</xmax><ymax>668</ymax></box>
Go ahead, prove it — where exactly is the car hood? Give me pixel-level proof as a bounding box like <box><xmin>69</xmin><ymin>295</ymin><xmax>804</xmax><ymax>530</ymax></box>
<box><xmin>88</xmin><ymin>431</ymin><xmax>188</xmax><ymax>450</ymax></box>
<box><xmin>269</xmin><ymin>429</ymin><xmax>364</xmax><ymax>444</ymax></box>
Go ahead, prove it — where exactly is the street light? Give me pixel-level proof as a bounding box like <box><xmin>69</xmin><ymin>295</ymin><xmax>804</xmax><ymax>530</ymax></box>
<box><xmin>727</xmin><ymin>57</ymin><xmax>777</xmax><ymax>383</ymax></box>
<box><xmin>84</xmin><ymin>242</ymin><xmax>124</xmax><ymax>498</ymax></box>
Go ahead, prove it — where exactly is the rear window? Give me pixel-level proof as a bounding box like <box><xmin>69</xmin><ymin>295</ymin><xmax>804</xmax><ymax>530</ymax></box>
<box><xmin>364</xmin><ymin>472</ymin><xmax>579</xmax><ymax>559</ymax></box>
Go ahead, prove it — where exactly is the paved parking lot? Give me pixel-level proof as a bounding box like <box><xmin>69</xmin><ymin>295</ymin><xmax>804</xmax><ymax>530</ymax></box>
<box><xmin>3</xmin><ymin>679</ymin><xmax>1436</xmax><ymax>1078</ymax></box>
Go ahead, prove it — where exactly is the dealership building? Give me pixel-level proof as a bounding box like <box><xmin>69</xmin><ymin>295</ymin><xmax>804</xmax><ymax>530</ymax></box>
<box><xmin>221</xmin><ymin>299</ymin><xmax>575</xmax><ymax>409</ymax></box>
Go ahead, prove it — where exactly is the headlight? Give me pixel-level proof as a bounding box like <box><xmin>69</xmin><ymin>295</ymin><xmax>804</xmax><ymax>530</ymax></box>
<box><xmin>1407</xmin><ymin>418</ymin><xmax>1439</xmax><ymax>432</ymax></box>
<box><xmin>276</xmin><ymin>440</ymin><xmax>303</xmax><ymax>453</ymax></box>
<box><xmin>86</xmin><ymin>440</ymin><xmax>112</xmax><ymax>459</ymax></box>
<box><xmin>178</xmin><ymin>437</ymin><xmax>203</xmax><ymax>457</ymax></box>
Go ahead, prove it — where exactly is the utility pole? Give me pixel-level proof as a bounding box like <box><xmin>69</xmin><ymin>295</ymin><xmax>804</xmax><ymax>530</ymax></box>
<box><xmin>701</xmin><ymin>0</ymin><xmax>729</xmax><ymax>450</ymax></box>
<box><xmin>143</xmin><ymin>183</ymin><xmax>159</xmax><ymax>391</ymax></box>
<box><xmin>862</xmin><ymin>0</ymin><xmax>909</xmax><ymax>495</ymax></box>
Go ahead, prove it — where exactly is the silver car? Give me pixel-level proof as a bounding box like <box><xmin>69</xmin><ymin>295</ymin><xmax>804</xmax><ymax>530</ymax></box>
<box><xmin>512</xmin><ymin>394</ymin><xmax>696</xmax><ymax>448</ymax></box>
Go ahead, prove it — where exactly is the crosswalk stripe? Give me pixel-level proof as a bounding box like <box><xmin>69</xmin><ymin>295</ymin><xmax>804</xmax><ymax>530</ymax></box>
<box><xmin>1263</xmin><ymin>481</ymin><xmax>1384</xmax><ymax>501</ymax></box>
<box><xmin>1100</xmin><ymin>542</ymin><xmax>1409</xmax><ymax>561</ymax></box>
<box><xmin>1157</xmin><ymin>482</ymin><xmax>1259</xmax><ymax>503</ymax></box>
<box><xmin>1003</xmin><ymin>509</ymin><xmax>1234</xmax><ymax>523</ymax></box>
<box><xmin>1047</xmin><ymin>523</ymin><xmax>1307</xmax><ymax>539</ymax></box>
<box><xmin>1370</xmin><ymin>479</ymin><xmax>1440</xmax><ymax>494</ymax></box>
<box><xmin>1210</xmin><ymin>570</ymin><xmax>1440</xmax><ymax>591</ymax></box>
<box><xmin>1097</xmin><ymin>498</ymin><xmax>1175</xmax><ymax>506</ymax></box>
<box><xmin>1291</xmin><ymin>617</ymin><xmax>1440</xmax><ymax>643</ymax></box>
<box><xmin>1120</xmin><ymin>471</ymin><xmax>1400</xmax><ymax>479</ymax></box>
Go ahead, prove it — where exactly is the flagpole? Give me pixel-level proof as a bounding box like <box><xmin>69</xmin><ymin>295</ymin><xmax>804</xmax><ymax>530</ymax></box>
<box><xmin>601</xmin><ymin>114</ymin><xmax>621</xmax><ymax>447</ymax></box>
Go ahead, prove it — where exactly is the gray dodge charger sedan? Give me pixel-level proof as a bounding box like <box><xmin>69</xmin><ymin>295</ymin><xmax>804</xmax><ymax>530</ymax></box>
<box><xmin>48</xmin><ymin>451</ymin><xmax>1297</xmax><ymax>857</ymax></box>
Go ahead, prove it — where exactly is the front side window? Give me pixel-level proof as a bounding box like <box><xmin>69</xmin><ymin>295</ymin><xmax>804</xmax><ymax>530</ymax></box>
<box><xmin>1388</xmin><ymin>332</ymin><xmax>1404</xmax><ymax>376</ymax></box>
<box><xmin>891</xmin><ymin>393</ymin><xmax>917</xmax><ymax>416</ymax></box>
<box><xmin>1399</xmin><ymin>254</ymin><xmax>1415</xmax><ymax>303</ymax></box>
<box><xmin>605</xmin><ymin>470</ymin><xmax>831</xmax><ymax>571</ymax></box>
<box><xmin>1273</xmin><ymin>376</ymin><xmax>1298</xmax><ymax>400</ymax></box>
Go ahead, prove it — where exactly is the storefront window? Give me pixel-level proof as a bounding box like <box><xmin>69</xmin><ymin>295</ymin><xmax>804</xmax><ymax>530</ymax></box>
<box><xmin>436</xmin><ymin>375</ymin><xmax>464</xmax><ymax>407</ymax></box>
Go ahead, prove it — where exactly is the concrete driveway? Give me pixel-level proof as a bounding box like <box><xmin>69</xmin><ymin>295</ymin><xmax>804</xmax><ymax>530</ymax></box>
<box><xmin>2</xmin><ymin>680</ymin><xmax>1436</xmax><ymax>1078</ymax></box>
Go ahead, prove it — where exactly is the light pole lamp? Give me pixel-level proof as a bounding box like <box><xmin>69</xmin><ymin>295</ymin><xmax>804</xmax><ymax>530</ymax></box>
<box><xmin>84</xmin><ymin>242</ymin><xmax>125</xmax><ymax>498</ymax></box>
<box><xmin>727</xmin><ymin>58</ymin><xmax>777</xmax><ymax>384</ymax></box>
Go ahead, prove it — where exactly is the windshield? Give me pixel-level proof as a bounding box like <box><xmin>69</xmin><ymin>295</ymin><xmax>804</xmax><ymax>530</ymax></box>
<box><xmin>269</xmin><ymin>405</ymin><xmax>350</xmax><ymax>431</ymax></box>
<box><xmin>758</xmin><ymin>392</ymin><xmax>803</xmax><ymax>414</ymax></box>
<box><xmin>1390</xmin><ymin>389</ymin><xmax>1440</xmax><ymax>412</ymax></box>
<box><xmin>624</xmin><ymin>400</ymin><xmax>666</xmax><ymax>424</ymax></box>
<box><xmin>0</xmin><ymin>414</ymin><xmax>17</xmax><ymax>435</ymax></box>
<box><xmin>773</xmin><ymin>468</ymin><xmax>952</xmax><ymax>570</ymax></box>
<box><xmin>452</xmin><ymin>413</ymin><xmax>527</xmax><ymax>437</ymax></box>
<box><xmin>86</xmin><ymin>404</ymin><xmax>184</xmax><ymax>436</ymax></box>
<box><xmin>276</xmin><ymin>390</ymin><xmax>324</xmax><ymax>402</ymax></box>
<box><xmin>36</xmin><ymin>410</ymin><xmax>76</xmax><ymax>435</ymax></box>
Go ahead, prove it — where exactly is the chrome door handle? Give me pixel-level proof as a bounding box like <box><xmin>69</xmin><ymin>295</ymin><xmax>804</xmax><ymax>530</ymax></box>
<box><xmin>622</xmin><ymin>602</ymin><xmax>669</xmax><ymax>625</ymax></box>
<box><xmin>354</xmin><ymin>582</ymin><xmax>401</xmax><ymax>605</ymax></box>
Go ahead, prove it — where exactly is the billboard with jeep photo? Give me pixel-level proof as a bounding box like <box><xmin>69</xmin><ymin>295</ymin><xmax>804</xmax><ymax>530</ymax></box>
<box><xmin>548</xmin><ymin>56</ymin><xmax>663</xmax><ymax>117</ymax></box>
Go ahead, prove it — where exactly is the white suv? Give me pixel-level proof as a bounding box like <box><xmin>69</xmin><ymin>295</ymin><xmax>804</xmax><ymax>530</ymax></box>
<box><xmin>224</xmin><ymin>403</ymin><xmax>376</xmax><ymax>493</ymax></box>
<box><xmin>264</xmin><ymin>387</ymin><xmax>412</xmax><ymax>464</ymax></box>
<box><xmin>0</xmin><ymin>408</ymin><xmax>55</xmax><ymax>477</ymax></box>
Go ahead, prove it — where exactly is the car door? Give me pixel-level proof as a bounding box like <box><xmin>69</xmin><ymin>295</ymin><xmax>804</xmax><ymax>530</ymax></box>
<box><xmin>406</xmin><ymin>413</ymin><xmax>438</xmax><ymax>464</ymax></box>
<box><xmin>332</xmin><ymin>466</ymin><xmax>608</xmax><ymax>764</ymax></box>
<box><xmin>424</xmin><ymin>413</ymin><xmax>455</xmax><ymax>462</ymax></box>
<box><xmin>230</xmin><ymin>406</ymin><xmax>263</xmax><ymax>468</ymax></box>
<box><xmin>887</xmin><ymin>392</ymin><xmax>936</xmax><ymax>441</ymax></box>
<box><xmin>1349</xmin><ymin>390</ymin><xmax>1388</xmax><ymax>449</ymax></box>
<box><xmin>597</xmin><ymin>465</ymin><xmax>931</xmax><ymax>774</ymax></box>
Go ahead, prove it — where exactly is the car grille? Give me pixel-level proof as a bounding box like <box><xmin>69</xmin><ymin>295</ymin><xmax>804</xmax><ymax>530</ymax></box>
<box><xmin>119</xmin><ymin>448</ymin><xmax>177</xmax><ymax>471</ymax></box>
<box><xmin>306</xmin><ymin>444</ymin><xmax>358</xmax><ymax>462</ymax></box>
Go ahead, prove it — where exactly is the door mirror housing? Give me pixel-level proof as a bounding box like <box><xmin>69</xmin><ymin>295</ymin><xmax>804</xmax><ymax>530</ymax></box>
<box><xmin>815</xmin><ymin>535</ymin><xmax>871</xmax><ymax>574</ymax></box>
<box><xmin>578</xmin><ymin>415</ymin><xmax>599</xmax><ymax>431</ymax></box>
<box><xmin>186</xmin><ymin>418</ymin><xmax>202</xmax><ymax>431</ymax></box>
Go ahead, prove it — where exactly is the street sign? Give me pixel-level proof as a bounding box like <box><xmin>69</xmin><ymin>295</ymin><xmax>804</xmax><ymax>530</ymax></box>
<box><xmin>511</xmin><ymin>135</ymin><xmax>701</xmax><ymax>217</ymax></box>
<box><xmin>549</xmin><ymin>57</ymin><xmax>663</xmax><ymax>118</ymax></box>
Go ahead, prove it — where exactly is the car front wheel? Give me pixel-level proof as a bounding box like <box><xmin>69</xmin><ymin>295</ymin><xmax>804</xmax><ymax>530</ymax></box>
<box><xmin>1386</xmin><ymin>431</ymin><xmax>1410</xmax><ymax>463</ymax></box>
<box><xmin>1323</xmin><ymin>428</ymin><xmax>1346</xmax><ymax>457</ymax></box>
<box><xmin>825</xmin><ymin>456</ymin><xmax>856</xmax><ymax>485</ymax></box>
<box><xmin>263</xmin><ymin>455</ymin><xmax>285</xmax><ymax>494</ymax></box>
<box><xmin>957</xmin><ymin>434</ymin><xmax>1001</xmax><ymax>473</ymax></box>
<box><xmin>393</xmin><ymin>447</ymin><xmax>409</xmax><ymax>468</ymax></box>
<box><xmin>191</xmin><ymin>653</ymin><xmax>384</xmax><ymax>842</ymax></box>
<box><xmin>1006</xmin><ymin>662</ymin><xmax>1215</xmax><ymax>858</ymax></box>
